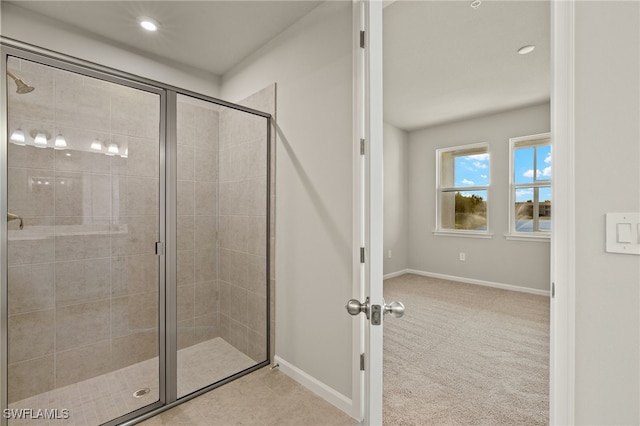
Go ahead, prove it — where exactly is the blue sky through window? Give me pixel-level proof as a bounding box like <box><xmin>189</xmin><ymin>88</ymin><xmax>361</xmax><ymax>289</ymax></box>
<box><xmin>514</xmin><ymin>144</ymin><xmax>552</xmax><ymax>202</ymax></box>
<box><xmin>454</xmin><ymin>153</ymin><xmax>489</xmax><ymax>188</ymax></box>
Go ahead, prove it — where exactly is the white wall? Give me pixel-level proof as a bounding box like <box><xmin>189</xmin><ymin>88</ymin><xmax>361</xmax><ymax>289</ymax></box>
<box><xmin>221</xmin><ymin>1</ymin><xmax>355</xmax><ymax>401</ymax></box>
<box><xmin>407</xmin><ymin>103</ymin><xmax>551</xmax><ymax>292</ymax></box>
<box><xmin>383</xmin><ymin>122</ymin><xmax>409</xmax><ymax>276</ymax></box>
<box><xmin>0</xmin><ymin>3</ymin><xmax>220</xmax><ymax>97</ymax></box>
<box><xmin>574</xmin><ymin>2</ymin><xmax>639</xmax><ymax>423</ymax></box>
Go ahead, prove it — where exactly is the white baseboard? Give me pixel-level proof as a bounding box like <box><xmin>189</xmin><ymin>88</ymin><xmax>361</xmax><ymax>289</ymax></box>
<box><xmin>383</xmin><ymin>269</ymin><xmax>410</xmax><ymax>280</ymax></box>
<box><xmin>400</xmin><ymin>269</ymin><xmax>550</xmax><ymax>296</ymax></box>
<box><xmin>273</xmin><ymin>355</ymin><xmax>358</xmax><ymax>419</ymax></box>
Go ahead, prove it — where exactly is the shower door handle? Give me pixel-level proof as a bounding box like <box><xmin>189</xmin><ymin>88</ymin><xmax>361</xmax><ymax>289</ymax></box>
<box><xmin>7</xmin><ymin>213</ymin><xmax>23</xmax><ymax>230</ymax></box>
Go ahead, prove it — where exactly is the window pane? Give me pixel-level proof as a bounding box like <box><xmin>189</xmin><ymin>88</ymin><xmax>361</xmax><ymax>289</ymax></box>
<box><xmin>536</xmin><ymin>145</ymin><xmax>551</xmax><ymax>181</ymax></box>
<box><xmin>454</xmin><ymin>153</ymin><xmax>489</xmax><ymax>186</ymax></box>
<box><xmin>514</xmin><ymin>186</ymin><xmax>551</xmax><ymax>232</ymax></box>
<box><xmin>514</xmin><ymin>147</ymin><xmax>534</xmax><ymax>184</ymax></box>
<box><xmin>441</xmin><ymin>190</ymin><xmax>487</xmax><ymax>231</ymax></box>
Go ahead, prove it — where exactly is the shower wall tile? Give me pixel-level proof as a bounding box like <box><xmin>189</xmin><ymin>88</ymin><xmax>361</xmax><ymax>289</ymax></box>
<box><xmin>6</xmin><ymin>128</ymin><xmax>54</xmax><ymax>170</ymax></box>
<box><xmin>110</xmin><ymin>86</ymin><xmax>160</xmax><ymax>140</ymax></box>
<box><xmin>111</xmin><ymin>331</ymin><xmax>158</xmax><ymax>370</ymax></box>
<box><xmin>247</xmin><ymin>255</ymin><xmax>267</xmax><ymax>295</ymax></box>
<box><xmin>178</xmin><ymin>319</ymin><xmax>195</xmax><ymax>350</ymax></box>
<box><xmin>194</xmin><ymin>182</ymin><xmax>216</xmax><ymax>216</ymax></box>
<box><xmin>177</xmin><ymin>102</ymin><xmax>196</xmax><ymax>146</ymax></box>
<box><xmin>110</xmin><ymin>136</ymin><xmax>158</xmax><ymax>178</ymax></box>
<box><xmin>219</xmin><ymin>282</ymin><xmax>231</xmax><ymax>317</ymax></box>
<box><xmin>177</xmin><ymin>215</ymin><xmax>195</xmax><ymax>251</ymax></box>
<box><xmin>177</xmin><ymin>144</ymin><xmax>195</xmax><ymax>180</ymax></box>
<box><xmin>54</xmin><ymin>146</ymin><xmax>111</xmax><ymax>174</ymax></box>
<box><xmin>194</xmin><ymin>109</ymin><xmax>219</xmax><ymax>150</ymax></box>
<box><xmin>111</xmin><ymin>292</ymin><xmax>158</xmax><ymax>338</ymax></box>
<box><xmin>55</xmin><ymin>258</ymin><xmax>111</xmax><ymax>307</ymax></box>
<box><xmin>247</xmin><ymin>138</ymin><xmax>268</xmax><ymax>179</ymax></box>
<box><xmin>247</xmin><ymin>329</ymin><xmax>267</xmax><ymax>363</ymax></box>
<box><xmin>8</xmin><ymin>263</ymin><xmax>54</xmax><ymax>315</ymax></box>
<box><xmin>53</xmin><ymin>136</ymin><xmax>111</xmax><ymax>174</ymax></box>
<box><xmin>111</xmin><ymin>215</ymin><xmax>158</xmax><ymax>256</ymax></box>
<box><xmin>54</xmin><ymin>171</ymin><xmax>111</xmax><ymax>217</ymax></box>
<box><xmin>55</xmin><ymin>341</ymin><xmax>111</xmax><ymax>388</ymax></box>
<box><xmin>54</xmin><ymin>230</ymin><xmax>111</xmax><ymax>262</ymax></box>
<box><xmin>195</xmin><ymin>248</ymin><xmax>217</xmax><ymax>283</ymax></box>
<box><xmin>7</xmin><ymin>309</ymin><xmax>55</xmax><ymax>363</ymax></box>
<box><xmin>56</xmin><ymin>300</ymin><xmax>110</xmax><ymax>351</ymax></box>
<box><xmin>219</xmin><ymin>215</ymin><xmax>248</xmax><ymax>252</ymax></box>
<box><xmin>248</xmin><ymin>177</ymin><xmax>267</xmax><ymax>216</ymax></box>
<box><xmin>195</xmin><ymin>281</ymin><xmax>218</xmax><ymax>317</ymax></box>
<box><xmin>247</xmin><ymin>217</ymin><xmax>267</xmax><ymax>256</ymax></box>
<box><xmin>55</xmin><ymin>82</ymin><xmax>111</xmax><ymax>133</ymax></box>
<box><xmin>226</xmin><ymin>317</ymin><xmax>248</xmax><ymax>354</ymax></box>
<box><xmin>177</xmin><ymin>180</ymin><xmax>195</xmax><ymax>216</ymax></box>
<box><xmin>194</xmin><ymin>148</ymin><xmax>217</xmax><ymax>182</ymax></box>
<box><xmin>219</xmin><ymin>249</ymin><xmax>231</xmax><ymax>283</ymax></box>
<box><xmin>111</xmin><ymin>254</ymin><xmax>158</xmax><ymax>297</ymax></box>
<box><xmin>194</xmin><ymin>311</ymin><xmax>218</xmax><ymax>344</ymax></box>
<box><xmin>8</xmin><ymin>167</ymin><xmax>55</xmax><ymax>218</ymax></box>
<box><xmin>246</xmin><ymin>292</ymin><xmax>267</xmax><ymax>334</ymax></box>
<box><xmin>229</xmin><ymin>251</ymin><xmax>248</xmax><ymax>289</ymax></box>
<box><xmin>7</xmin><ymin>232</ymin><xmax>54</xmax><ymax>266</ymax></box>
<box><xmin>126</xmin><ymin>177</ymin><xmax>158</xmax><ymax>216</ymax></box>
<box><xmin>177</xmin><ymin>284</ymin><xmax>195</xmax><ymax>322</ymax></box>
<box><xmin>177</xmin><ymin>250</ymin><xmax>195</xmax><ymax>287</ymax></box>
<box><xmin>228</xmin><ymin>285</ymin><xmax>248</xmax><ymax>326</ymax></box>
<box><xmin>8</xmin><ymin>355</ymin><xmax>55</xmax><ymax>403</ymax></box>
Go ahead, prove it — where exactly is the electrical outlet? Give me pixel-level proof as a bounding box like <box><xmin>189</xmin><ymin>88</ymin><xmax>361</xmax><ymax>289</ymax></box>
<box><xmin>388</xmin><ymin>250</ymin><xmax>392</xmax><ymax>259</ymax></box>
<box><xmin>459</xmin><ymin>252</ymin><xmax>466</xmax><ymax>261</ymax></box>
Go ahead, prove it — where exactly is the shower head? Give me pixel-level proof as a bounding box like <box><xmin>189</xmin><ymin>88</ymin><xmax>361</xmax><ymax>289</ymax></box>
<box><xmin>6</xmin><ymin>71</ymin><xmax>35</xmax><ymax>94</ymax></box>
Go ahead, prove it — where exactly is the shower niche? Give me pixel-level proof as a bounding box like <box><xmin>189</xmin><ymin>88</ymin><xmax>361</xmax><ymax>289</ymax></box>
<box><xmin>1</xmin><ymin>48</ymin><xmax>272</xmax><ymax>425</ymax></box>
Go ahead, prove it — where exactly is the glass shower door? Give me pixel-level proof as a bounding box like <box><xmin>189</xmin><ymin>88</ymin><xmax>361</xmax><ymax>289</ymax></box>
<box><xmin>4</xmin><ymin>55</ymin><xmax>162</xmax><ymax>424</ymax></box>
<box><xmin>175</xmin><ymin>94</ymin><xmax>270</xmax><ymax>398</ymax></box>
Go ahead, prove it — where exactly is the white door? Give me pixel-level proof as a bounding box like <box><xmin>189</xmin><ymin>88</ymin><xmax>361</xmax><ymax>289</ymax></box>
<box><xmin>346</xmin><ymin>2</ymin><xmax>401</xmax><ymax>425</ymax></box>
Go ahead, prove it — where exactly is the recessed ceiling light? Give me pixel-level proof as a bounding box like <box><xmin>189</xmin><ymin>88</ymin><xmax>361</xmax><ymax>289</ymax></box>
<box><xmin>139</xmin><ymin>17</ymin><xmax>159</xmax><ymax>32</ymax></box>
<box><xmin>470</xmin><ymin>0</ymin><xmax>482</xmax><ymax>9</ymax></box>
<box><xmin>518</xmin><ymin>45</ymin><xmax>536</xmax><ymax>55</ymax></box>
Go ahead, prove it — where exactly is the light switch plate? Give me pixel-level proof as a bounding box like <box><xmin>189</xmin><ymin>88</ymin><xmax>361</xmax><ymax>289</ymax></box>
<box><xmin>606</xmin><ymin>213</ymin><xmax>640</xmax><ymax>255</ymax></box>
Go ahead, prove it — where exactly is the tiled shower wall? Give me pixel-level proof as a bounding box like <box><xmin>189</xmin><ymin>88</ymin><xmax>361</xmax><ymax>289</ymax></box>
<box><xmin>176</xmin><ymin>99</ymin><xmax>220</xmax><ymax>349</ymax></box>
<box><xmin>5</xmin><ymin>55</ymin><xmax>276</xmax><ymax>403</ymax></box>
<box><xmin>218</xmin><ymin>85</ymin><xmax>275</xmax><ymax>363</ymax></box>
<box><xmin>6</xmin><ymin>58</ymin><xmax>160</xmax><ymax>403</ymax></box>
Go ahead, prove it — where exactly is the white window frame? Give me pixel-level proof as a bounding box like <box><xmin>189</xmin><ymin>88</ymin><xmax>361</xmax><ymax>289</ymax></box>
<box><xmin>435</xmin><ymin>142</ymin><xmax>492</xmax><ymax>238</ymax></box>
<box><xmin>507</xmin><ymin>132</ymin><xmax>552</xmax><ymax>241</ymax></box>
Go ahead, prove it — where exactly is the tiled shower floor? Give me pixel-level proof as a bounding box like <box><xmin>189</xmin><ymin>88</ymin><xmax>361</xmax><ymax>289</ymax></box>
<box><xmin>8</xmin><ymin>338</ymin><xmax>255</xmax><ymax>425</ymax></box>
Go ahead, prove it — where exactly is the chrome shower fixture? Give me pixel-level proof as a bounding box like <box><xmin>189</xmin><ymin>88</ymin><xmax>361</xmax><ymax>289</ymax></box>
<box><xmin>6</xmin><ymin>71</ymin><xmax>35</xmax><ymax>94</ymax></box>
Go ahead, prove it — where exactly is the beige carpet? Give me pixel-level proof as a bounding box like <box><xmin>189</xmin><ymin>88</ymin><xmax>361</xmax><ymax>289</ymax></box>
<box><xmin>383</xmin><ymin>273</ymin><xmax>549</xmax><ymax>426</ymax></box>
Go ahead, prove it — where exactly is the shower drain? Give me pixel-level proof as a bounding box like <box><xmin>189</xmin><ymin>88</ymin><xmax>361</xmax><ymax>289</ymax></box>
<box><xmin>133</xmin><ymin>388</ymin><xmax>151</xmax><ymax>398</ymax></box>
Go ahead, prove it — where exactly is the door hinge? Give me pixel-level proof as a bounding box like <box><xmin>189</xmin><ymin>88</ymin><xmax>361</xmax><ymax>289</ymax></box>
<box><xmin>360</xmin><ymin>31</ymin><xmax>365</xmax><ymax>48</ymax></box>
<box><xmin>155</xmin><ymin>241</ymin><xmax>164</xmax><ymax>256</ymax></box>
<box><xmin>360</xmin><ymin>353</ymin><xmax>365</xmax><ymax>371</ymax></box>
<box><xmin>360</xmin><ymin>247</ymin><xmax>365</xmax><ymax>263</ymax></box>
<box><xmin>360</xmin><ymin>138</ymin><xmax>365</xmax><ymax>155</ymax></box>
<box><xmin>551</xmin><ymin>282</ymin><xmax>555</xmax><ymax>298</ymax></box>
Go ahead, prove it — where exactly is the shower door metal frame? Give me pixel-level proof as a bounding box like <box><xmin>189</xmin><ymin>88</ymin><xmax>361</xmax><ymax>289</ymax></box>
<box><xmin>0</xmin><ymin>39</ymin><xmax>272</xmax><ymax>426</ymax></box>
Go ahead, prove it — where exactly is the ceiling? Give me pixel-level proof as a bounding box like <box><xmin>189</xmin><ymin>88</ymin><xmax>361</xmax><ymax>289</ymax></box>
<box><xmin>384</xmin><ymin>0</ymin><xmax>550</xmax><ymax>131</ymax></box>
<box><xmin>4</xmin><ymin>1</ymin><xmax>549</xmax><ymax>132</ymax></box>
<box><xmin>4</xmin><ymin>1</ymin><xmax>322</xmax><ymax>77</ymax></box>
